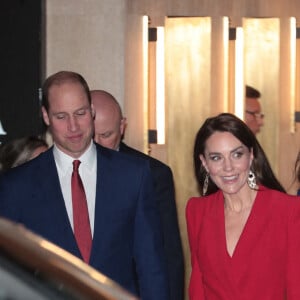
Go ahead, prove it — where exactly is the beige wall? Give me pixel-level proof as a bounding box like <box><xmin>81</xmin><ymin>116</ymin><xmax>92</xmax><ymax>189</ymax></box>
<box><xmin>46</xmin><ymin>0</ymin><xmax>126</xmax><ymax>110</ymax></box>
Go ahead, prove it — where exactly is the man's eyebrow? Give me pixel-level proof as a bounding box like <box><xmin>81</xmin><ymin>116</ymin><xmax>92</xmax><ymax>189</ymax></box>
<box><xmin>52</xmin><ymin>111</ymin><xmax>66</xmax><ymax>116</ymax></box>
<box><xmin>98</xmin><ymin>131</ymin><xmax>112</xmax><ymax>136</ymax></box>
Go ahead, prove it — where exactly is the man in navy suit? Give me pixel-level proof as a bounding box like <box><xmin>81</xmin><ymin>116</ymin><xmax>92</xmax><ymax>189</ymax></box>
<box><xmin>0</xmin><ymin>71</ymin><xmax>170</xmax><ymax>299</ymax></box>
<box><xmin>91</xmin><ymin>90</ymin><xmax>184</xmax><ymax>300</ymax></box>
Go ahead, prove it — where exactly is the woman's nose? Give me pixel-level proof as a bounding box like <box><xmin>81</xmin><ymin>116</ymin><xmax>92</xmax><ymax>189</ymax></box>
<box><xmin>223</xmin><ymin>158</ymin><xmax>233</xmax><ymax>171</ymax></box>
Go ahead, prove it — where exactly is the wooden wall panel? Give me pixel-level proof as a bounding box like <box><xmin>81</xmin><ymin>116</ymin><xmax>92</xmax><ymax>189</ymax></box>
<box><xmin>124</xmin><ymin>3</ymin><xmax>300</xmax><ymax>298</ymax></box>
<box><xmin>128</xmin><ymin>0</ymin><xmax>300</xmax><ymax>20</ymax></box>
<box><xmin>244</xmin><ymin>18</ymin><xmax>280</xmax><ymax>173</ymax></box>
<box><xmin>126</xmin><ymin>0</ymin><xmax>300</xmax><ymax>188</ymax></box>
<box><xmin>165</xmin><ymin>17</ymin><xmax>212</xmax><ymax>298</ymax></box>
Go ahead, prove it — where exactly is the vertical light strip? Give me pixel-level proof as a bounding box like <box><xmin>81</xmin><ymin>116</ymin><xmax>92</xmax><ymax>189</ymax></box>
<box><xmin>235</xmin><ymin>27</ymin><xmax>244</xmax><ymax>119</ymax></box>
<box><xmin>142</xmin><ymin>16</ymin><xmax>149</xmax><ymax>151</ymax></box>
<box><xmin>223</xmin><ymin>17</ymin><xmax>229</xmax><ymax>112</ymax></box>
<box><xmin>289</xmin><ymin>17</ymin><xmax>296</xmax><ymax>133</ymax></box>
<box><xmin>156</xmin><ymin>26</ymin><xmax>165</xmax><ymax>144</ymax></box>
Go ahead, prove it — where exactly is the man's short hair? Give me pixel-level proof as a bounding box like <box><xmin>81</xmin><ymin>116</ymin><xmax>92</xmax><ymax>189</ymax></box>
<box><xmin>42</xmin><ymin>71</ymin><xmax>91</xmax><ymax>111</ymax></box>
<box><xmin>246</xmin><ymin>85</ymin><xmax>261</xmax><ymax>98</ymax></box>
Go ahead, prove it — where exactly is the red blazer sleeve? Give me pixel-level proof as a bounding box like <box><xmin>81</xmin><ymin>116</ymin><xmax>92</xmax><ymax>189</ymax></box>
<box><xmin>287</xmin><ymin>196</ymin><xmax>300</xmax><ymax>299</ymax></box>
<box><xmin>186</xmin><ymin>197</ymin><xmax>205</xmax><ymax>300</ymax></box>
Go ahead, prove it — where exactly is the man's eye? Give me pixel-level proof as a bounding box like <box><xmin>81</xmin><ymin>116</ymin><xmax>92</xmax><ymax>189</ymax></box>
<box><xmin>56</xmin><ymin>114</ymin><xmax>66</xmax><ymax>120</ymax></box>
<box><xmin>97</xmin><ymin>132</ymin><xmax>113</xmax><ymax>139</ymax></box>
<box><xmin>76</xmin><ymin>109</ymin><xmax>87</xmax><ymax>116</ymax></box>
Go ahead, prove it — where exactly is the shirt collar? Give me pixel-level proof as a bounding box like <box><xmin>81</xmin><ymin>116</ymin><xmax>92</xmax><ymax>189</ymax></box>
<box><xmin>53</xmin><ymin>141</ymin><xmax>97</xmax><ymax>174</ymax></box>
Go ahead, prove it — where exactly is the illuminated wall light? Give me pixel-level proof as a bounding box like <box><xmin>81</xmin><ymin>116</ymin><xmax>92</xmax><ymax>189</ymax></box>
<box><xmin>223</xmin><ymin>17</ymin><xmax>229</xmax><ymax>112</ymax></box>
<box><xmin>234</xmin><ymin>27</ymin><xmax>244</xmax><ymax>119</ymax></box>
<box><xmin>156</xmin><ymin>26</ymin><xmax>165</xmax><ymax>144</ymax></box>
<box><xmin>289</xmin><ymin>17</ymin><xmax>296</xmax><ymax>133</ymax></box>
<box><xmin>142</xmin><ymin>16</ymin><xmax>149</xmax><ymax>151</ymax></box>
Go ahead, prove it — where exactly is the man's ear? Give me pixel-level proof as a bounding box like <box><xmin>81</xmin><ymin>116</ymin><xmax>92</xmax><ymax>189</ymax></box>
<box><xmin>91</xmin><ymin>104</ymin><xmax>96</xmax><ymax>119</ymax></box>
<box><xmin>41</xmin><ymin>106</ymin><xmax>50</xmax><ymax>126</ymax></box>
<box><xmin>120</xmin><ymin>117</ymin><xmax>127</xmax><ymax>135</ymax></box>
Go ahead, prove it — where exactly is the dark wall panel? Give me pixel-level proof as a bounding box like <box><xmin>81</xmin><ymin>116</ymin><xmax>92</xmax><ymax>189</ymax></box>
<box><xmin>0</xmin><ymin>0</ymin><xmax>45</xmax><ymax>144</ymax></box>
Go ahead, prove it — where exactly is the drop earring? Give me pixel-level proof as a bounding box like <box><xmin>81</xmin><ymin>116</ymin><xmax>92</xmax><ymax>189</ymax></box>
<box><xmin>247</xmin><ymin>170</ymin><xmax>257</xmax><ymax>189</ymax></box>
<box><xmin>203</xmin><ymin>173</ymin><xmax>209</xmax><ymax>196</ymax></box>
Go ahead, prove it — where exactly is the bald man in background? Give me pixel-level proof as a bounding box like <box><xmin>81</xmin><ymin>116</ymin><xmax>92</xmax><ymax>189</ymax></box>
<box><xmin>91</xmin><ymin>90</ymin><xmax>184</xmax><ymax>300</ymax></box>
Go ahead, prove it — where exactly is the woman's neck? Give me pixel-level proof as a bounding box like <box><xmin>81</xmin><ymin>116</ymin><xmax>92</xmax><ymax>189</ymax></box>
<box><xmin>224</xmin><ymin>188</ymin><xmax>257</xmax><ymax>213</ymax></box>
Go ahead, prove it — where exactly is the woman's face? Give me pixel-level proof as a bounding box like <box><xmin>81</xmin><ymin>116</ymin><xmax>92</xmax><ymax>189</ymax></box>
<box><xmin>200</xmin><ymin>131</ymin><xmax>253</xmax><ymax>195</ymax></box>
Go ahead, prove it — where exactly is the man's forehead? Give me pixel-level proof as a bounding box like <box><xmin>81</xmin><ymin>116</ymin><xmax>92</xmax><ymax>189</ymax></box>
<box><xmin>246</xmin><ymin>98</ymin><xmax>261</xmax><ymax>111</ymax></box>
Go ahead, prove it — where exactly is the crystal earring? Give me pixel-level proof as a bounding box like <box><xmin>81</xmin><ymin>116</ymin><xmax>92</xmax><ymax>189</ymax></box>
<box><xmin>247</xmin><ymin>170</ymin><xmax>257</xmax><ymax>189</ymax></box>
<box><xmin>203</xmin><ymin>173</ymin><xmax>209</xmax><ymax>196</ymax></box>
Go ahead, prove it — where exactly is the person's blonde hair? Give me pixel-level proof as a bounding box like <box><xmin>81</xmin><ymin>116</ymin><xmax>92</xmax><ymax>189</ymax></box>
<box><xmin>0</xmin><ymin>136</ymin><xmax>48</xmax><ymax>172</ymax></box>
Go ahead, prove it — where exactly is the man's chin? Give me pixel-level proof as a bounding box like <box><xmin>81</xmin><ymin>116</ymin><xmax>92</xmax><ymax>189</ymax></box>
<box><xmin>63</xmin><ymin>143</ymin><xmax>90</xmax><ymax>158</ymax></box>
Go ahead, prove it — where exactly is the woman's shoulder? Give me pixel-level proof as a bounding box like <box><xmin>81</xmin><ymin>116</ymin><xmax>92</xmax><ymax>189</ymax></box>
<box><xmin>258</xmin><ymin>185</ymin><xmax>298</xmax><ymax>200</ymax></box>
<box><xmin>258</xmin><ymin>186</ymin><xmax>300</xmax><ymax>211</ymax></box>
<box><xmin>186</xmin><ymin>191</ymin><xmax>222</xmax><ymax>231</ymax></box>
<box><xmin>187</xmin><ymin>190</ymin><xmax>222</xmax><ymax>211</ymax></box>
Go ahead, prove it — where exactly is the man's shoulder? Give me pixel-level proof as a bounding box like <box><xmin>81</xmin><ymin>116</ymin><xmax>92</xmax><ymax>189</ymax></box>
<box><xmin>119</xmin><ymin>142</ymin><xmax>171</xmax><ymax>171</ymax></box>
<box><xmin>95</xmin><ymin>142</ymin><xmax>149</xmax><ymax>168</ymax></box>
<box><xmin>0</xmin><ymin>148</ymin><xmax>54</xmax><ymax>184</ymax></box>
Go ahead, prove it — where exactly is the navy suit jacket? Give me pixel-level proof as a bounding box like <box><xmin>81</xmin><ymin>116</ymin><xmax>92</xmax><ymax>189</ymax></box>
<box><xmin>0</xmin><ymin>143</ymin><xmax>170</xmax><ymax>299</ymax></box>
<box><xmin>119</xmin><ymin>142</ymin><xmax>184</xmax><ymax>300</ymax></box>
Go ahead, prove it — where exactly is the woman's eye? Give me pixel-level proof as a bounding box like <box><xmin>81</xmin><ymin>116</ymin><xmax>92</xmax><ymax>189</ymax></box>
<box><xmin>209</xmin><ymin>155</ymin><xmax>220</xmax><ymax>161</ymax></box>
<box><xmin>233</xmin><ymin>151</ymin><xmax>243</xmax><ymax>158</ymax></box>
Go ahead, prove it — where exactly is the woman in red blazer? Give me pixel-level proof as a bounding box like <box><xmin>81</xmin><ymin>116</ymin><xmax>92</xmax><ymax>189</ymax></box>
<box><xmin>186</xmin><ymin>113</ymin><xmax>300</xmax><ymax>300</ymax></box>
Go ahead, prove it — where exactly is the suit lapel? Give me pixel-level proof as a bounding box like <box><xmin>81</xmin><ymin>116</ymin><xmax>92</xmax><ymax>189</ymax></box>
<box><xmin>33</xmin><ymin>149</ymin><xmax>81</xmax><ymax>257</ymax></box>
<box><xmin>91</xmin><ymin>146</ymin><xmax>111</xmax><ymax>252</ymax></box>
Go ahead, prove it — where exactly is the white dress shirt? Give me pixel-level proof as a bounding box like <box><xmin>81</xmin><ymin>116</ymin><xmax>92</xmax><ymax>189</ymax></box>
<box><xmin>53</xmin><ymin>141</ymin><xmax>97</xmax><ymax>236</ymax></box>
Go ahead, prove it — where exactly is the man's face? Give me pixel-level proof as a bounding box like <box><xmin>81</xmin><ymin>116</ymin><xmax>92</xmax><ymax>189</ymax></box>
<box><xmin>42</xmin><ymin>81</ymin><xmax>94</xmax><ymax>158</ymax></box>
<box><xmin>245</xmin><ymin>98</ymin><xmax>264</xmax><ymax>135</ymax></box>
<box><xmin>93</xmin><ymin>107</ymin><xmax>125</xmax><ymax>150</ymax></box>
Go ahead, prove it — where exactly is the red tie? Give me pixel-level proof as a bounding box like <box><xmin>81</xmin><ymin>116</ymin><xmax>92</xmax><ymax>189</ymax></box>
<box><xmin>71</xmin><ymin>160</ymin><xmax>92</xmax><ymax>263</ymax></box>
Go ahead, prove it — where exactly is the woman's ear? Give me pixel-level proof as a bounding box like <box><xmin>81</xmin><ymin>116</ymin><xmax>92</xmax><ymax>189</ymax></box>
<box><xmin>200</xmin><ymin>154</ymin><xmax>209</xmax><ymax>173</ymax></box>
<box><xmin>249</xmin><ymin>148</ymin><xmax>254</xmax><ymax>167</ymax></box>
